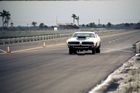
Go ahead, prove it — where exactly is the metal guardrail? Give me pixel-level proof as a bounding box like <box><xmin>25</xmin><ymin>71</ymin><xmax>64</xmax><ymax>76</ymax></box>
<box><xmin>0</xmin><ymin>29</ymin><xmax>131</xmax><ymax>46</ymax></box>
<box><xmin>0</xmin><ymin>33</ymin><xmax>72</xmax><ymax>45</ymax></box>
<box><xmin>0</xmin><ymin>29</ymin><xmax>77</xmax><ymax>38</ymax></box>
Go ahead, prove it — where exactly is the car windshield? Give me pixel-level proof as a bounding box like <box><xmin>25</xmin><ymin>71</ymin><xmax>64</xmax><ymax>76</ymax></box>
<box><xmin>73</xmin><ymin>33</ymin><xmax>95</xmax><ymax>38</ymax></box>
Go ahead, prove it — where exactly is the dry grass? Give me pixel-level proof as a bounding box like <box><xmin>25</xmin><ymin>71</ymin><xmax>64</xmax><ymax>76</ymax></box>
<box><xmin>90</xmin><ymin>54</ymin><xmax>140</xmax><ymax>93</ymax></box>
<box><xmin>107</xmin><ymin>54</ymin><xmax>140</xmax><ymax>93</ymax></box>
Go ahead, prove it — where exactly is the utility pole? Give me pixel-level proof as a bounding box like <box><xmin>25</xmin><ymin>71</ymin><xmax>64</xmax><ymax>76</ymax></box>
<box><xmin>56</xmin><ymin>16</ymin><xmax>58</xmax><ymax>26</ymax></box>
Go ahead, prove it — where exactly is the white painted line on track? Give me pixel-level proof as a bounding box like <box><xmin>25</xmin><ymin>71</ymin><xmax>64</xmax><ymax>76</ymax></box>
<box><xmin>0</xmin><ymin>52</ymin><xmax>6</xmax><ymax>55</ymax></box>
<box><xmin>12</xmin><ymin>43</ymin><xmax>66</xmax><ymax>53</ymax></box>
<box><xmin>12</xmin><ymin>46</ymin><xmax>43</xmax><ymax>53</ymax></box>
<box><xmin>0</xmin><ymin>43</ymin><xmax>66</xmax><ymax>54</ymax></box>
<box><xmin>0</xmin><ymin>49</ymin><xmax>6</xmax><ymax>54</ymax></box>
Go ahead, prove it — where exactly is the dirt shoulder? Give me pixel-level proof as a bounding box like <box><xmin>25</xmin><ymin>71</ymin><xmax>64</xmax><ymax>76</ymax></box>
<box><xmin>89</xmin><ymin>53</ymin><xmax>140</xmax><ymax>93</ymax></box>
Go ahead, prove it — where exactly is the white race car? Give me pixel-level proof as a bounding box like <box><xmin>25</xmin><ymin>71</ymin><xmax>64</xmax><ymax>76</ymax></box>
<box><xmin>67</xmin><ymin>31</ymin><xmax>101</xmax><ymax>54</ymax></box>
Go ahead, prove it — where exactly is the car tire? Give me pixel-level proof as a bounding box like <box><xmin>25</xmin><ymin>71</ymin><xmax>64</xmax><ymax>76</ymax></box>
<box><xmin>69</xmin><ymin>48</ymin><xmax>73</xmax><ymax>54</ymax></box>
<box><xmin>73</xmin><ymin>49</ymin><xmax>77</xmax><ymax>54</ymax></box>
<box><xmin>92</xmin><ymin>48</ymin><xmax>96</xmax><ymax>54</ymax></box>
<box><xmin>69</xmin><ymin>48</ymin><xmax>77</xmax><ymax>54</ymax></box>
<box><xmin>96</xmin><ymin>47</ymin><xmax>100</xmax><ymax>53</ymax></box>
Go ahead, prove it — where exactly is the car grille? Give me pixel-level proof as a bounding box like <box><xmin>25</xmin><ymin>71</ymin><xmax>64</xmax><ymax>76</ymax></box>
<box><xmin>82</xmin><ymin>42</ymin><xmax>94</xmax><ymax>44</ymax></box>
<box><xmin>68</xmin><ymin>42</ymin><xmax>80</xmax><ymax>44</ymax></box>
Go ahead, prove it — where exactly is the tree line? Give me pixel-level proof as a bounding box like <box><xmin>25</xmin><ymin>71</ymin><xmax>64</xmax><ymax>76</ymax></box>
<box><xmin>0</xmin><ymin>10</ymin><xmax>140</xmax><ymax>30</ymax></box>
<box><xmin>0</xmin><ymin>10</ymin><xmax>80</xmax><ymax>28</ymax></box>
<box><xmin>81</xmin><ymin>22</ymin><xmax>140</xmax><ymax>29</ymax></box>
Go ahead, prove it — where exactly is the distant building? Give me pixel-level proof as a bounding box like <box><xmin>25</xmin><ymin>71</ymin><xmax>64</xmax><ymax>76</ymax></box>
<box><xmin>54</xmin><ymin>26</ymin><xmax>58</xmax><ymax>31</ymax></box>
<box><xmin>57</xmin><ymin>23</ymin><xmax>79</xmax><ymax>29</ymax></box>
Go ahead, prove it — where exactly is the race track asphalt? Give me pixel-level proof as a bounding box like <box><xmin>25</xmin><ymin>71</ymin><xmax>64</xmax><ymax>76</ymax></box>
<box><xmin>0</xmin><ymin>30</ymin><xmax>140</xmax><ymax>93</ymax></box>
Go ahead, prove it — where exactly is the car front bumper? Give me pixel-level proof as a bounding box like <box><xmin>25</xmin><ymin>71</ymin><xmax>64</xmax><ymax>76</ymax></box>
<box><xmin>68</xmin><ymin>44</ymin><xmax>94</xmax><ymax>50</ymax></box>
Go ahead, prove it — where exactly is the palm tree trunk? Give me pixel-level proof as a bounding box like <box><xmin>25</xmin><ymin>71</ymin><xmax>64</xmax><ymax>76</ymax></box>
<box><xmin>77</xmin><ymin>20</ymin><xmax>79</xmax><ymax>26</ymax></box>
<box><xmin>73</xmin><ymin>18</ymin><xmax>75</xmax><ymax>24</ymax></box>
<box><xmin>2</xmin><ymin>17</ymin><xmax>4</xmax><ymax>27</ymax></box>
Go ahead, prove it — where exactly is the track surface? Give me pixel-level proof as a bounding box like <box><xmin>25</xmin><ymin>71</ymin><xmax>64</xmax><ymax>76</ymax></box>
<box><xmin>0</xmin><ymin>30</ymin><xmax>140</xmax><ymax>93</ymax></box>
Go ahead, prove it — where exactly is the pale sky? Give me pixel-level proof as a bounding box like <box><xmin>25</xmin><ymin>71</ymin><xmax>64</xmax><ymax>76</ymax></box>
<box><xmin>0</xmin><ymin>0</ymin><xmax>140</xmax><ymax>26</ymax></box>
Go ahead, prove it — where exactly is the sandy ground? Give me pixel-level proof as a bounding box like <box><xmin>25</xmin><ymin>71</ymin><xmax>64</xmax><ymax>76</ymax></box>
<box><xmin>89</xmin><ymin>53</ymin><xmax>140</xmax><ymax>93</ymax></box>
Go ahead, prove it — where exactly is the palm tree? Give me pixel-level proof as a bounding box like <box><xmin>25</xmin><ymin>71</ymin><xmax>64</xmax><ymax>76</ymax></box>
<box><xmin>75</xmin><ymin>16</ymin><xmax>79</xmax><ymax>26</ymax></box>
<box><xmin>0</xmin><ymin>10</ymin><xmax>11</xmax><ymax>27</ymax></box>
<box><xmin>32</xmin><ymin>21</ymin><xmax>37</xmax><ymax>27</ymax></box>
<box><xmin>5</xmin><ymin>12</ymin><xmax>11</xmax><ymax>27</ymax></box>
<box><xmin>72</xmin><ymin>14</ymin><xmax>77</xmax><ymax>24</ymax></box>
<box><xmin>0</xmin><ymin>10</ymin><xmax>6</xmax><ymax>27</ymax></box>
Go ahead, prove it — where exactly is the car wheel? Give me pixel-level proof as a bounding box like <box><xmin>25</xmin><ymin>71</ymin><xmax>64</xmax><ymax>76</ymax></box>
<box><xmin>69</xmin><ymin>48</ymin><xmax>77</xmax><ymax>54</ymax></box>
<box><xmin>92</xmin><ymin>48</ymin><xmax>95</xmax><ymax>54</ymax></box>
<box><xmin>96</xmin><ymin>47</ymin><xmax>100</xmax><ymax>53</ymax></box>
<box><xmin>73</xmin><ymin>49</ymin><xmax>77</xmax><ymax>54</ymax></box>
<box><xmin>69</xmin><ymin>48</ymin><xmax>73</xmax><ymax>54</ymax></box>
